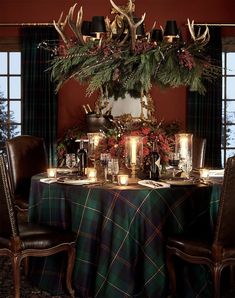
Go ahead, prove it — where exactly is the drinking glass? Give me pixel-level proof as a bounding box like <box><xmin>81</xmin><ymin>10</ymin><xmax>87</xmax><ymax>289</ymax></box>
<box><xmin>87</xmin><ymin>132</ymin><xmax>104</xmax><ymax>166</ymax></box>
<box><xmin>65</xmin><ymin>153</ymin><xmax>77</xmax><ymax>172</ymax></box>
<box><xmin>100</xmin><ymin>153</ymin><xmax>111</xmax><ymax>181</ymax></box>
<box><xmin>108</xmin><ymin>158</ymin><xmax>119</xmax><ymax>183</ymax></box>
<box><xmin>168</xmin><ymin>152</ymin><xmax>180</xmax><ymax>177</ymax></box>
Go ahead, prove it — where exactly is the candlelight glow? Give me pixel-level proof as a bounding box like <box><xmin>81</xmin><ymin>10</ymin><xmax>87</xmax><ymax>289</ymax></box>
<box><xmin>179</xmin><ymin>136</ymin><xmax>188</xmax><ymax>159</ymax></box>
<box><xmin>131</xmin><ymin>137</ymin><xmax>137</xmax><ymax>165</ymax></box>
<box><xmin>87</xmin><ymin>167</ymin><xmax>97</xmax><ymax>181</ymax></box>
<box><xmin>200</xmin><ymin>168</ymin><xmax>209</xmax><ymax>179</ymax></box>
<box><xmin>47</xmin><ymin>168</ymin><xmax>57</xmax><ymax>178</ymax></box>
<box><xmin>118</xmin><ymin>174</ymin><xmax>129</xmax><ymax>186</ymax></box>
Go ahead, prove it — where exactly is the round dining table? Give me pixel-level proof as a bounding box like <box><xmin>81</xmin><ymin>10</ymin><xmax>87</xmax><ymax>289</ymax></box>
<box><xmin>28</xmin><ymin>174</ymin><xmax>221</xmax><ymax>298</ymax></box>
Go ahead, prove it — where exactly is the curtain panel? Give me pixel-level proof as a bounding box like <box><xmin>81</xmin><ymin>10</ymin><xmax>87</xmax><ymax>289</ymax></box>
<box><xmin>21</xmin><ymin>26</ymin><xmax>58</xmax><ymax>166</ymax></box>
<box><xmin>187</xmin><ymin>27</ymin><xmax>222</xmax><ymax>168</ymax></box>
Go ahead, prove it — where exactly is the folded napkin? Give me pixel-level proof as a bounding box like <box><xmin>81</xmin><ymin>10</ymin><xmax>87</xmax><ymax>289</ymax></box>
<box><xmin>40</xmin><ymin>178</ymin><xmax>57</xmax><ymax>184</ymax></box>
<box><xmin>138</xmin><ymin>180</ymin><xmax>170</xmax><ymax>189</ymax></box>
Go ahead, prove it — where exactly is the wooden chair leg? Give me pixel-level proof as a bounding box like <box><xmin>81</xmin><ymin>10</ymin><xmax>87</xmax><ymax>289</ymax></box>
<box><xmin>229</xmin><ymin>265</ymin><xmax>234</xmax><ymax>288</ymax></box>
<box><xmin>12</xmin><ymin>255</ymin><xmax>21</xmax><ymax>298</ymax></box>
<box><xmin>211</xmin><ymin>265</ymin><xmax>222</xmax><ymax>298</ymax></box>
<box><xmin>23</xmin><ymin>257</ymin><xmax>29</xmax><ymax>277</ymax></box>
<box><xmin>66</xmin><ymin>245</ymin><xmax>76</xmax><ymax>298</ymax></box>
<box><xmin>166</xmin><ymin>249</ymin><xmax>177</xmax><ymax>297</ymax></box>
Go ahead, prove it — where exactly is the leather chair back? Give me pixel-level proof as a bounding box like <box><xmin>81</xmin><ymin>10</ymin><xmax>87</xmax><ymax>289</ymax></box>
<box><xmin>214</xmin><ymin>156</ymin><xmax>235</xmax><ymax>247</ymax></box>
<box><xmin>0</xmin><ymin>153</ymin><xmax>76</xmax><ymax>298</ymax></box>
<box><xmin>0</xmin><ymin>154</ymin><xmax>19</xmax><ymax>238</ymax></box>
<box><xmin>192</xmin><ymin>136</ymin><xmax>206</xmax><ymax>169</ymax></box>
<box><xmin>6</xmin><ymin>135</ymin><xmax>48</xmax><ymax>209</ymax></box>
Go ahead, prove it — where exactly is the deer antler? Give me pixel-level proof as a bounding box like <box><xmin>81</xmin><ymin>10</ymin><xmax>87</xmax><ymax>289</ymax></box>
<box><xmin>53</xmin><ymin>12</ymin><xmax>70</xmax><ymax>48</ymax></box>
<box><xmin>146</xmin><ymin>21</ymin><xmax>156</xmax><ymax>41</ymax></box>
<box><xmin>110</xmin><ymin>0</ymin><xmax>146</xmax><ymax>52</ymax></box>
<box><xmin>187</xmin><ymin>19</ymin><xmax>210</xmax><ymax>45</ymax></box>
<box><xmin>68</xmin><ymin>4</ymin><xmax>85</xmax><ymax>46</ymax></box>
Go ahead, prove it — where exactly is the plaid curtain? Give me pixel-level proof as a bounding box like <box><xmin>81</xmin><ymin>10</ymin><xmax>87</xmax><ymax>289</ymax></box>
<box><xmin>21</xmin><ymin>26</ymin><xmax>58</xmax><ymax>166</ymax></box>
<box><xmin>187</xmin><ymin>27</ymin><xmax>222</xmax><ymax>168</ymax></box>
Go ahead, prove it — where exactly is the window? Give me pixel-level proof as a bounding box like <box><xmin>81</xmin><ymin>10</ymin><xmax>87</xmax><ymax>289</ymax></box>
<box><xmin>222</xmin><ymin>39</ymin><xmax>235</xmax><ymax>167</ymax></box>
<box><xmin>0</xmin><ymin>41</ymin><xmax>22</xmax><ymax>144</ymax></box>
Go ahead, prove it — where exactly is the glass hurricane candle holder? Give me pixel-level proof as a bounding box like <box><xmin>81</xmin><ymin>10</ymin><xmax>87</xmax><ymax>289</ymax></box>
<box><xmin>124</xmin><ymin>136</ymin><xmax>143</xmax><ymax>183</ymax></box>
<box><xmin>175</xmin><ymin>133</ymin><xmax>193</xmax><ymax>178</ymax></box>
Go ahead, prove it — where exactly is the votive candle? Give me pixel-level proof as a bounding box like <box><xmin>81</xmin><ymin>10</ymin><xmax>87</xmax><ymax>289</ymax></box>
<box><xmin>47</xmin><ymin>168</ymin><xmax>57</xmax><ymax>178</ymax></box>
<box><xmin>200</xmin><ymin>168</ymin><xmax>209</xmax><ymax>179</ymax></box>
<box><xmin>117</xmin><ymin>174</ymin><xmax>129</xmax><ymax>186</ymax></box>
<box><xmin>87</xmin><ymin>167</ymin><xmax>97</xmax><ymax>182</ymax></box>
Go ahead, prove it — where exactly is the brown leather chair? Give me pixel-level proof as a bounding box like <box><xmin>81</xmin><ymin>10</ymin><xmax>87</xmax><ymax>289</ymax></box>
<box><xmin>166</xmin><ymin>156</ymin><xmax>235</xmax><ymax>298</ymax></box>
<box><xmin>0</xmin><ymin>153</ymin><xmax>76</xmax><ymax>298</ymax></box>
<box><xmin>6</xmin><ymin>135</ymin><xmax>48</xmax><ymax>213</ymax></box>
<box><xmin>192</xmin><ymin>136</ymin><xmax>206</xmax><ymax>169</ymax></box>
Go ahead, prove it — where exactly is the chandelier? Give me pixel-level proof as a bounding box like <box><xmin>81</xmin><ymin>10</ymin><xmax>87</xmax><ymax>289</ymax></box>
<box><xmin>48</xmin><ymin>0</ymin><xmax>220</xmax><ymax>117</ymax></box>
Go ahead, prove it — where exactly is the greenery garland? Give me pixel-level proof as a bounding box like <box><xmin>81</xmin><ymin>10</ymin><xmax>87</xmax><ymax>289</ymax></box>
<box><xmin>50</xmin><ymin>36</ymin><xmax>221</xmax><ymax>99</ymax></box>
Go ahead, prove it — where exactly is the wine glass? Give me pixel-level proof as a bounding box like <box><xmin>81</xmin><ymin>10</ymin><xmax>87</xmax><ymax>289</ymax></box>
<box><xmin>168</xmin><ymin>152</ymin><xmax>180</xmax><ymax>177</ymax></box>
<box><xmin>100</xmin><ymin>153</ymin><xmax>111</xmax><ymax>181</ymax></box>
<box><xmin>65</xmin><ymin>153</ymin><xmax>77</xmax><ymax>173</ymax></box>
<box><xmin>108</xmin><ymin>158</ymin><xmax>119</xmax><ymax>183</ymax></box>
<box><xmin>87</xmin><ymin>132</ymin><xmax>104</xmax><ymax>166</ymax></box>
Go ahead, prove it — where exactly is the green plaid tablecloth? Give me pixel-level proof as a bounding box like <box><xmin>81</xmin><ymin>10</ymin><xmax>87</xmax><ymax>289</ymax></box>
<box><xmin>28</xmin><ymin>175</ymin><xmax>221</xmax><ymax>298</ymax></box>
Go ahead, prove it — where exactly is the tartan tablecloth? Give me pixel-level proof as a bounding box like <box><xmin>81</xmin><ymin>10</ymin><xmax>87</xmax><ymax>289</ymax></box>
<box><xmin>28</xmin><ymin>175</ymin><xmax>221</xmax><ymax>298</ymax></box>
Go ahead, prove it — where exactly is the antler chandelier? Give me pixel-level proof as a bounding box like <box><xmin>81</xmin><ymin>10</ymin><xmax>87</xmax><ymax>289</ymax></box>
<box><xmin>49</xmin><ymin>0</ymin><xmax>220</xmax><ymax>101</ymax></box>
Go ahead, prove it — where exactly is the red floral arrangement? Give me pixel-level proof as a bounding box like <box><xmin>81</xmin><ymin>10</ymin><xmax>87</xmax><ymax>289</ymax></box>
<box><xmin>96</xmin><ymin>118</ymin><xmax>177</xmax><ymax>166</ymax></box>
<box><xmin>57</xmin><ymin>117</ymin><xmax>180</xmax><ymax>167</ymax></box>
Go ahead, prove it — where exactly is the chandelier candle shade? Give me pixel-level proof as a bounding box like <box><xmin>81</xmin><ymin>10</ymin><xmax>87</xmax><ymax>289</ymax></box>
<box><xmin>175</xmin><ymin>133</ymin><xmax>193</xmax><ymax>177</ymax></box>
<box><xmin>125</xmin><ymin>136</ymin><xmax>143</xmax><ymax>183</ymax></box>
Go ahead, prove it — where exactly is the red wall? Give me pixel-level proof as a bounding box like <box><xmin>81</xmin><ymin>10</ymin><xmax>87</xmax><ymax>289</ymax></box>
<box><xmin>1</xmin><ymin>0</ymin><xmax>234</xmax><ymax>137</ymax></box>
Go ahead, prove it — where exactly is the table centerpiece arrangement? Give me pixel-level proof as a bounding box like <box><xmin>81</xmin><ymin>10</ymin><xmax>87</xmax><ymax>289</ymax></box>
<box><xmin>57</xmin><ymin>117</ymin><xmax>181</xmax><ymax>179</ymax></box>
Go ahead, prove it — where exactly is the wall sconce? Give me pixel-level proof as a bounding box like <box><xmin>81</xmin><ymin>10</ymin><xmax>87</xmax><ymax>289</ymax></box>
<box><xmin>125</xmin><ymin>136</ymin><xmax>143</xmax><ymax>183</ymax></box>
<box><xmin>175</xmin><ymin>133</ymin><xmax>193</xmax><ymax>178</ymax></box>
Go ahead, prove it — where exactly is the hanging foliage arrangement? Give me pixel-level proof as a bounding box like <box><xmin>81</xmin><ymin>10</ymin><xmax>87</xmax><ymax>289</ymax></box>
<box><xmin>47</xmin><ymin>0</ymin><xmax>221</xmax><ymax>99</ymax></box>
